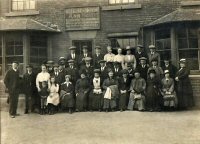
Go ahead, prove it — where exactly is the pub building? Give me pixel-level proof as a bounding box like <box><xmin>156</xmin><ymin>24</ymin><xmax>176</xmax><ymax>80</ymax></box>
<box><xmin>0</xmin><ymin>0</ymin><xmax>200</xmax><ymax>106</ymax></box>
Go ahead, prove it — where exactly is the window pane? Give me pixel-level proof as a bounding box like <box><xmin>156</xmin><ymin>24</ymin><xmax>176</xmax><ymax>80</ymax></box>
<box><xmin>30</xmin><ymin>0</ymin><xmax>35</xmax><ymax>9</ymax></box>
<box><xmin>25</xmin><ymin>0</ymin><xmax>30</xmax><ymax>9</ymax></box>
<box><xmin>156</xmin><ymin>41</ymin><xmax>163</xmax><ymax>50</ymax></box>
<box><xmin>163</xmin><ymin>39</ymin><xmax>171</xmax><ymax>50</ymax></box>
<box><xmin>178</xmin><ymin>38</ymin><xmax>188</xmax><ymax>49</ymax></box>
<box><xmin>155</xmin><ymin>29</ymin><xmax>170</xmax><ymax>39</ymax></box>
<box><xmin>129</xmin><ymin>0</ymin><xmax>135</xmax><ymax>2</ymax></box>
<box><xmin>6</xmin><ymin>46</ymin><xmax>14</xmax><ymax>55</ymax></box>
<box><xmin>12</xmin><ymin>2</ymin><xmax>18</xmax><ymax>10</ymax></box>
<box><xmin>122</xmin><ymin>0</ymin><xmax>129</xmax><ymax>3</ymax></box>
<box><xmin>6</xmin><ymin>56</ymin><xmax>23</xmax><ymax>64</ymax></box>
<box><xmin>188</xmin><ymin>28</ymin><xmax>197</xmax><ymax>37</ymax></box>
<box><xmin>189</xmin><ymin>38</ymin><xmax>198</xmax><ymax>48</ymax></box>
<box><xmin>39</xmin><ymin>48</ymin><xmax>47</xmax><ymax>57</ymax></box>
<box><xmin>18</xmin><ymin>2</ymin><xmax>24</xmax><ymax>10</ymax></box>
<box><xmin>15</xmin><ymin>46</ymin><xmax>23</xmax><ymax>55</ymax></box>
<box><xmin>177</xmin><ymin>29</ymin><xmax>187</xmax><ymax>38</ymax></box>
<box><xmin>116</xmin><ymin>0</ymin><xmax>121</xmax><ymax>3</ymax></box>
<box><xmin>109</xmin><ymin>0</ymin><xmax>116</xmax><ymax>4</ymax></box>
<box><xmin>30</xmin><ymin>48</ymin><xmax>38</xmax><ymax>56</ymax></box>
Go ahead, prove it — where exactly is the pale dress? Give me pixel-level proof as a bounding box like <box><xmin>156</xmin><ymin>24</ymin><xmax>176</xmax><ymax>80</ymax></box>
<box><xmin>47</xmin><ymin>84</ymin><xmax>60</xmax><ymax>106</ymax></box>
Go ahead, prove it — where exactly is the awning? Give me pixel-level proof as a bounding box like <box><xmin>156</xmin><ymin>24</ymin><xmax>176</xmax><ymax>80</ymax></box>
<box><xmin>0</xmin><ymin>17</ymin><xmax>61</xmax><ymax>32</ymax></box>
<box><xmin>145</xmin><ymin>8</ymin><xmax>200</xmax><ymax>27</ymax></box>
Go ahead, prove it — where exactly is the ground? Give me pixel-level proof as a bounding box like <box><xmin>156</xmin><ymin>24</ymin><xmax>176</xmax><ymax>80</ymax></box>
<box><xmin>1</xmin><ymin>109</ymin><xmax>200</xmax><ymax>144</ymax></box>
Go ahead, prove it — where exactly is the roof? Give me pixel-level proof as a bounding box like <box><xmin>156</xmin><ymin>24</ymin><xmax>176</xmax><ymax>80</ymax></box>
<box><xmin>0</xmin><ymin>17</ymin><xmax>61</xmax><ymax>32</ymax></box>
<box><xmin>146</xmin><ymin>8</ymin><xmax>200</xmax><ymax>27</ymax></box>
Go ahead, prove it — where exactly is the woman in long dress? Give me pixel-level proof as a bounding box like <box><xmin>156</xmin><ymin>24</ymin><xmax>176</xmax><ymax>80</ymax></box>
<box><xmin>146</xmin><ymin>69</ymin><xmax>161</xmax><ymax>112</ymax></box>
<box><xmin>103</xmin><ymin>69</ymin><xmax>119</xmax><ymax>112</ymax></box>
<box><xmin>60</xmin><ymin>75</ymin><xmax>75</xmax><ymax>114</ymax></box>
<box><xmin>89</xmin><ymin>69</ymin><xmax>103</xmax><ymax>111</ymax></box>
<box><xmin>175</xmin><ymin>59</ymin><xmax>194</xmax><ymax>110</ymax></box>
<box><xmin>47</xmin><ymin>76</ymin><xmax>60</xmax><ymax>115</ymax></box>
<box><xmin>161</xmin><ymin>70</ymin><xmax>177</xmax><ymax>110</ymax></box>
<box><xmin>118</xmin><ymin>69</ymin><xmax>131</xmax><ymax>112</ymax></box>
<box><xmin>128</xmin><ymin>70</ymin><xmax>146</xmax><ymax>111</ymax></box>
<box><xmin>75</xmin><ymin>70</ymin><xmax>91</xmax><ymax>112</ymax></box>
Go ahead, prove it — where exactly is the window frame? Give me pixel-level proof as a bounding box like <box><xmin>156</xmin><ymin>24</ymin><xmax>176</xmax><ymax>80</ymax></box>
<box><xmin>108</xmin><ymin>0</ymin><xmax>137</xmax><ymax>5</ymax></box>
<box><xmin>10</xmin><ymin>0</ymin><xmax>36</xmax><ymax>11</ymax></box>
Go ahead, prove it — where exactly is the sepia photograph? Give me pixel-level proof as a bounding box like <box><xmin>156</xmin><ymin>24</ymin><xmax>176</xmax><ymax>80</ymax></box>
<box><xmin>0</xmin><ymin>0</ymin><xmax>200</xmax><ymax>144</ymax></box>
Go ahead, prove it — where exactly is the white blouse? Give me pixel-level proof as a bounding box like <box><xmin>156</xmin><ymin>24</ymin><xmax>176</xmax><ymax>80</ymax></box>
<box><xmin>36</xmin><ymin>72</ymin><xmax>50</xmax><ymax>90</ymax></box>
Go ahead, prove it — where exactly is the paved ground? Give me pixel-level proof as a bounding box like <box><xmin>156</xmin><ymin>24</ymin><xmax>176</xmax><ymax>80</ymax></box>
<box><xmin>1</xmin><ymin>109</ymin><xmax>200</xmax><ymax>144</ymax></box>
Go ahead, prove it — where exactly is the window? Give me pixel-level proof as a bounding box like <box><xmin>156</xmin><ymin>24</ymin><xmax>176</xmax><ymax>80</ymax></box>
<box><xmin>177</xmin><ymin>27</ymin><xmax>199</xmax><ymax>70</ymax></box>
<box><xmin>5</xmin><ymin>33</ymin><xmax>23</xmax><ymax>74</ymax></box>
<box><xmin>30</xmin><ymin>34</ymin><xmax>48</xmax><ymax>65</ymax></box>
<box><xmin>109</xmin><ymin>0</ymin><xmax>135</xmax><ymax>4</ymax></box>
<box><xmin>155</xmin><ymin>28</ymin><xmax>171</xmax><ymax>65</ymax></box>
<box><xmin>12</xmin><ymin>0</ymin><xmax>36</xmax><ymax>11</ymax></box>
<box><xmin>110</xmin><ymin>37</ymin><xmax>137</xmax><ymax>54</ymax></box>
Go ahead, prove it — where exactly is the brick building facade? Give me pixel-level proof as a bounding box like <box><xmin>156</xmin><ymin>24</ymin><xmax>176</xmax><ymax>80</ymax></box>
<box><xmin>0</xmin><ymin>0</ymin><xmax>200</xmax><ymax>106</ymax></box>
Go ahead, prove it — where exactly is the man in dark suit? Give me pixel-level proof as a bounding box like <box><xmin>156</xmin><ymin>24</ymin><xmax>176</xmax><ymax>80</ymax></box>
<box><xmin>66</xmin><ymin>59</ymin><xmax>79</xmax><ymax>85</ymax></box>
<box><xmin>79</xmin><ymin>45</ymin><xmax>92</xmax><ymax>67</ymax></box>
<box><xmin>147</xmin><ymin>45</ymin><xmax>161</xmax><ymax>66</ymax></box>
<box><xmin>79</xmin><ymin>57</ymin><xmax>94</xmax><ymax>81</ymax></box>
<box><xmin>4</xmin><ymin>61</ymin><xmax>20</xmax><ymax>118</ymax></box>
<box><xmin>66</xmin><ymin>46</ymin><xmax>79</xmax><ymax>67</ymax></box>
<box><xmin>162</xmin><ymin>58</ymin><xmax>177</xmax><ymax>79</ymax></box>
<box><xmin>127</xmin><ymin>63</ymin><xmax>135</xmax><ymax>81</ymax></box>
<box><xmin>135</xmin><ymin>45</ymin><xmax>147</xmax><ymax>66</ymax></box>
<box><xmin>113</xmin><ymin>62</ymin><xmax>122</xmax><ymax>80</ymax></box>
<box><xmin>137</xmin><ymin>57</ymin><xmax>149</xmax><ymax>81</ymax></box>
<box><xmin>99</xmin><ymin>60</ymin><xmax>109</xmax><ymax>81</ymax></box>
<box><xmin>23</xmin><ymin>64</ymin><xmax>37</xmax><ymax>114</ymax></box>
<box><xmin>93</xmin><ymin>46</ymin><xmax>104</xmax><ymax>68</ymax></box>
<box><xmin>51</xmin><ymin>63</ymin><xmax>66</xmax><ymax>85</ymax></box>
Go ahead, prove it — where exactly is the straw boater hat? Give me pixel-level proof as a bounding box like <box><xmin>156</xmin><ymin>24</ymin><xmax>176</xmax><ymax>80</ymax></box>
<box><xmin>94</xmin><ymin>69</ymin><xmax>101</xmax><ymax>74</ymax></box>
<box><xmin>69</xmin><ymin>46</ymin><xmax>76</xmax><ymax>50</ymax></box>
<box><xmin>149</xmin><ymin>45</ymin><xmax>155</xmax><ymax>49</ymax></box>
<box><xmin>84</xmin><ymin>57</ymin><xmax>92</xmax><ymax>62</ymax></box>
<box><xmin>46</xmin><ymin>60</ymin><xmax>54</xmax><ymax>66</ymax></box>
<box><xmin>139</xmin><ymin>57</ymin><xmax>147</xmax><ymax>61</ymax></box>
<box><xmin>179</xmin><ymin>58</ymin><xmax>186</xmax><ymax>63</ymax></box>
<box><xmin>164</xmin><ymin>70</ymin><xmax>170</xmax><ymax>74</ymax></box>
<box><xmin>68</xmin><ymin>59</ymin><xmax>74</xmax><ymax>63</ymax></box>
<box><xmin>137</xmin><ymin>44</ymin><xmax>144</xmax><ymax>48</ymax></box>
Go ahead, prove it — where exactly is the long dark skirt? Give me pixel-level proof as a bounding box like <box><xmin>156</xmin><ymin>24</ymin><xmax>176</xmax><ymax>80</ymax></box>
<box><xmin>119</xmin><ymin>93</ymin><xmax>128</xmax><ymax>110</ymax></box>
<box><xmin>103</xmin><ymin>98</ymin><xmax>116</xmax><ymax>109</ymax></box>
<box><xmin>60</xmin><ymin>94</ymin><xmax>74</xmax><ymax>109</ymax></box>
<box><xmin>76</xmin><ymin>91</ymin><xmax>88</xmax><ymax>111</ymax></box>
<box><xmin>89</xmin><ymin>92</ymin><xmax>103</xmax><ymax>110</ymax></box>
<box><xmin>146</xmin><ymin>87</ymin><xmax>161</xmax><ymax>111</ymax></box>
<box><xmin>177</xmin><ymin>79</ymin><xmax>194</xmax><ymax>109</ymax></box>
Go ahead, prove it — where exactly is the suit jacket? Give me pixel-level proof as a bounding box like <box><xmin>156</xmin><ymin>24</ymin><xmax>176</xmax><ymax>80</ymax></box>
<box><xmin>137</xmin><ymin>64</ymin><xmax>149</xmax><ymax>80</ymax></box>
<box><xmin>23</xmin><ymin>72</ymin><xmax>37</xmax><ymax>94</ymax></box>
<box><xmin>51</xmin><ymin>70</ymin><xmax>66</xmax><ymax>85</ymax></box>
<box><xmin>79</xmin><ymin>65</ymin><xmax>94</xmax><ymax>80</ymax></box>
<box><xmin>130</xmin><ymin>77</ymin><xmax>146</xmax><ymax>94</ymax></box>
<box><xmin>100</xmin><ymin>66</ymin><xmax>109</xmax><ymax>81</ymax></box>
<box><xmin>93</xmin><ymin>53</ymin><xmax>104</xmax><ymax>68</ymax></box>
<box><xmin>78</xmin><ymin>52</ymin><xmax>92</xmax><ymax>66</ymax></box>
<box><xmin>60</xmin><ymin>82</ymin><xmax>74</xmax><ymax>94</ymax></box>
<box><xmin>147</xmin><ymin>52</ymin><xmax>161</xmax><ymax>66</ymax></box>
<box><xmin>4</xmin><ymin>69</ymin><xmax>20</xmax><ymax>94</ymax></box>
<box><xmin>66</xmin><ymin>67</ymin><xmax>79</xmax><ymax>84</ymax></box>
<box><xmin>118</xmin><ymin>77</ymin><xmax>131</xmax><ymax>91</ymax></box>
<box><xmin>127</xmin><ymin>68</ymin><xmax>135</xmax><ymax>80</ymax></box>
<box><xmin>113</xmin><ymin>66</ymin><xmax>122</xmax><ymax>79</ymax></box>
<box><xmin>66</xmin><ymin>53</ymin><xmax>79</xmax><ymax>66</ymax></box>
<box><xmin>135</xmin><ymin>51</ymin><xmax>147</xmax><ymax>65</ymax></box>
<box><xmin>162</xmin><ymin>64</ymin><xmax>177</xmax><ymax>79</ymax></box>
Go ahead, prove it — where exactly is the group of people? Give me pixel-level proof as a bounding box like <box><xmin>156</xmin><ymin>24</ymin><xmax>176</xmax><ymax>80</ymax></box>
<box><xmin>4</xmin><ymin>44</ymin><xmax>194</xmax><ymax>118</ymax></box>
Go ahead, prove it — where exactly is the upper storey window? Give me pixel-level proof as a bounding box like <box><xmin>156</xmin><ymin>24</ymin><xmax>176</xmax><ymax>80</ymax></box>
<box><xmin>109</xmin><ymin>0</ymin><xmax>135</xmax><ymax>4</ymax></box>
<box><xmin>12</xmin><ymin>0</ymin><xmax>36</xmax><ymax>11</ymax></box>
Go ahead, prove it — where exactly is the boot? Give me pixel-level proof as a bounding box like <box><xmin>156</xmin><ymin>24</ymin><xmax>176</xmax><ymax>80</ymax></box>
<box><xmin>24</xmin><ymin>109</ymin><xmax>29</xmax><ymax>114</ymax></box>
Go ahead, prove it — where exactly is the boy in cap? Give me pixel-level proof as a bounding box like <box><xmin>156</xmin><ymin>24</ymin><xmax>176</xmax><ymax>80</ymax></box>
<box><xmin>113</xmin><ymin>61</ymin><xmax>122</xmax><ymax>80</ymax></box>
<box><xmin>23</xmin><ymin>64</ymin><xmax>37</xmax><ymax>114</ymax></box>
<box><xmin>4</xmin><ymin>61</ymin><xmax>20</xmax><ymax>118</ymax></box>
<box><xmin>135</xmin><ymin>45</ymin><xmax>147</xmax><ymax>66</ymax></box>
<box><xmin>162</xmin><ymin>57</ymin><xmax>177</xmax><ymax>79</ymax></box>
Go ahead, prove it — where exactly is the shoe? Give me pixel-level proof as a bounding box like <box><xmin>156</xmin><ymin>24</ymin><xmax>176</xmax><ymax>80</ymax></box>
<box><xmin>24</xmin><ymin>109</ymin><xmax>28</xmax><ymax>114</ymax></box>
<box><xmin>10</xmin><ymin>115</ymin><xmax>15</xmax><ymax>118</ymax></box>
